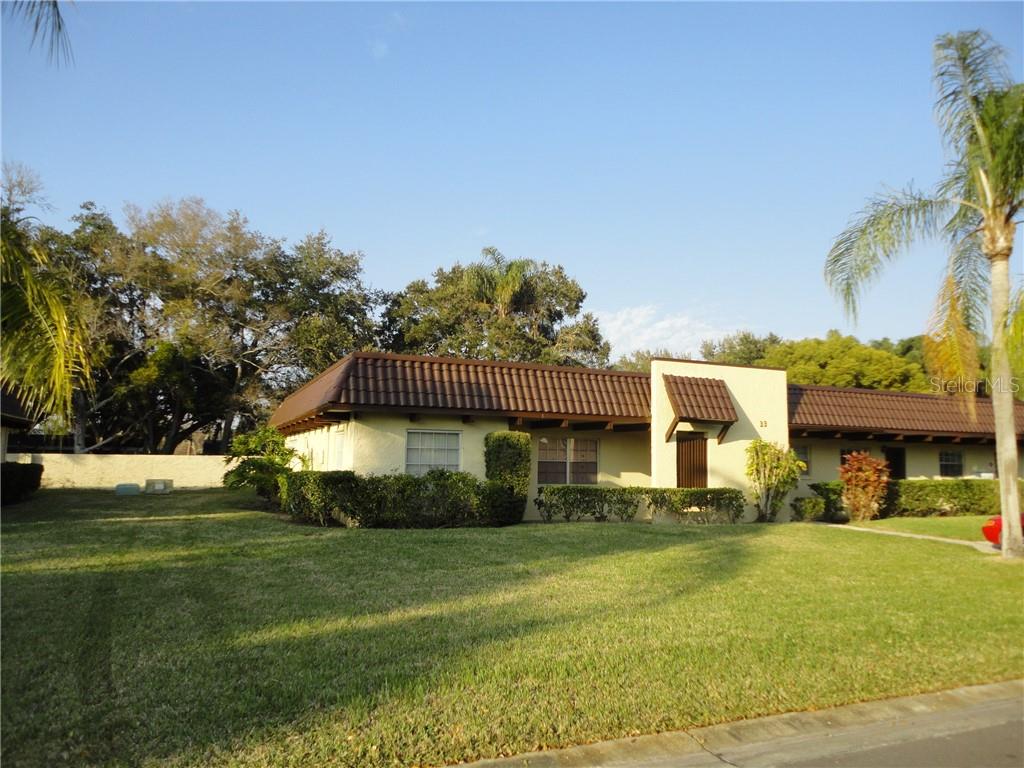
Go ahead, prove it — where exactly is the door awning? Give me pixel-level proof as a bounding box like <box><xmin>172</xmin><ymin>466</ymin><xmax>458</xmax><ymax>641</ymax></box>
<box><xmin>663</xmin><ymin>374</ymin><xmax>737</xmax><ymax>442</ymax></box>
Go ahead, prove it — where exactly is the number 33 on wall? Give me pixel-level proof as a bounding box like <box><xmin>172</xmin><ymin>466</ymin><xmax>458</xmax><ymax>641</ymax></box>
<box><xmin>758</xmin><ymin>420</ymin><xmax>768</xmax><ymax>428</ymax></box>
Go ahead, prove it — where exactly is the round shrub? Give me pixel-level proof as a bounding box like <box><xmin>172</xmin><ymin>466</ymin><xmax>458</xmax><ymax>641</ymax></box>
<box><xmin>790</xmin><ymin>496</ymin><xmax>825</xmax><ymax>522</ymax></box>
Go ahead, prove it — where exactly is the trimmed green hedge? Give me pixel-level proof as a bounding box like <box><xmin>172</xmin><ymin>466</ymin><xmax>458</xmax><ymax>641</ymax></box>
<box><xmin>483</xmin><ymin>431</ymin><xmax>529</xmax><ymax>525</ymax></box>
<box><xmin>536</xmin><ymin>485</ymin><xmax>743</xmax><ymax>524</ymax></box>
<box><xmin>536</xmin><ymin>485</ymin><xmax>618</xmax><ymax>522</ymax></box>
<box><xmin>277</xmin><ymin>470</ymin><xmax>358</xmax><ymax>526</ymax></box>
<box><xmin>645</xmin><ymin>487</ymin><xmax>745</xmax><ymax>524</ymax></box>
<box><xmin>484</xmin><ymin>431</ymin><xmax>531</xmax><ymax>496</ymax></box>
<box><xmin>809</xmin><ymin>478</ymin><xmax>1024</xmax><ymax>519</ymax></box>
<box><xmin>884</xmin><ymin>479</ymin><xmax>1021</xmax><ymax>517</ymax></box>
<box><xmin>1</xmin><ymin>462</ymin><xmax>43</xmax><ymax>505</ymax></box>
<box><xmin>278</xmin><ymin>469</ymin><xmax>524</xmax><ymax>528</ymax></box>
<box><xmin>790</xmin><ymin>496</ymin><xmax>825</xmax><ymax>522</ymax></box>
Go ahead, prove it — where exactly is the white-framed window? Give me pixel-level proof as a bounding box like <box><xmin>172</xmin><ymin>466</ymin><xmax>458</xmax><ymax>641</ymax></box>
<box><xmin>793</xmin><ymin>445</ymin><xmax>811</xmax><ymax>476</ymax></box>
<box><xmin>939</xmin><ymin>450</ymin><xmax>963</xmax><ymax>478</ymax></box>
<box><xmin>537</xmin><ymin>437</ymin><xmax>599</xmax><ymax>485</ymax></box>
<box><xmin>406</xmin><ymin>430</ymin><xmax>461</xmax><ymax>476</ymax></box>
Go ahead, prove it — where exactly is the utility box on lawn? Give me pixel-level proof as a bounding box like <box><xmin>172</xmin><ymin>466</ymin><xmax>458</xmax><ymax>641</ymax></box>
<box><xmin>145</xmin><ymin>479</ymin><xmax>173</xmax><ymax>494</ymax></box>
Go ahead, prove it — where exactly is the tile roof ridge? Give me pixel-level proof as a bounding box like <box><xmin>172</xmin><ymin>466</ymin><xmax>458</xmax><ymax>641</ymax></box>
<box><xmin>788</xmin><ymin>382</ymin><xmax>1008</xmax><ymax>403</ymax></box>
<box><xmin>349</xmin><ymin>350</ymin><xmax>653</xmax><ymax>378</ymax></box>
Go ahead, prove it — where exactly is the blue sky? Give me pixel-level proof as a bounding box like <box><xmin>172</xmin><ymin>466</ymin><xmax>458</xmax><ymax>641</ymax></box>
<box><xmin>3</xmin><ymin>1</ymin><xmax>1022</xmax><ymax>359</ymax></box>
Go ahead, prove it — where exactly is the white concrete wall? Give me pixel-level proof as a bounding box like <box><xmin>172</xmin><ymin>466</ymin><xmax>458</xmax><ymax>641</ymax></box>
<box><xmin>650</xmin><ymin>360</ymin><xmax>790</xmax><ymax>520</ymax></box>
<box><xmin>6</xmin><ymin>453</ymin><xmax>228</xmax><ymax>489</ymax></box>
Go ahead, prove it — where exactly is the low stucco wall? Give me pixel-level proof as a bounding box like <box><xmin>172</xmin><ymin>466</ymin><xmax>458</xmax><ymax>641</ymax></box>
<box><xmin>6</xmin><ymin>453</ymin><xmax>228</xmax><ymax>489</ymax></box>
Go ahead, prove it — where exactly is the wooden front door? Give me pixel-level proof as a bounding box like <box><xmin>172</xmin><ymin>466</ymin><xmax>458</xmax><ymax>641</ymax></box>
<box><xmin>677</xmin><ymin>434</ymin><xmax>708</xmax><ymax>488</ymax></box>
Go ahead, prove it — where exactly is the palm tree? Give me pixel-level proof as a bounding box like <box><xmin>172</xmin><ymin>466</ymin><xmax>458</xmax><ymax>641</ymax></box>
<box><xmin>464</xmin><ymin>247</ymin><xmax>536</xmax><ymax>319</ymax></box>
<box><xmin>1</xmin><ymin>169</ymin><xmax>91</xmax><ymax>423</ymax></box>
<box><xmin>825</xmin><ymin>30</ymin><xmax>1023</xmax><ymax>558</ymax></box>
<box><xmin>4</xmin><ymin>0</ymin><xmax>73</xmax><ymax>65</ymax></box>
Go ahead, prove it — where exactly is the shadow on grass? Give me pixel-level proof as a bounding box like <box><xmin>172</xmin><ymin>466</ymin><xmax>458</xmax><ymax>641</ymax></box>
<box><xmin>1</xmin><ymin>491</ymin><xmax>770</xmax><ymax>767</ymax></box>
<box><xmin>0</xmin><ymin>488</ymin><xmax>267</xmax><ymax>526</ymax></box>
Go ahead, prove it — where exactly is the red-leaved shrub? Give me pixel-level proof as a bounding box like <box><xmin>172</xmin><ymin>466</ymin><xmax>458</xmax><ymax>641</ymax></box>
<box><xmin>839</xmin><ymin>451</ymin><xmax>890</xmax><ymax>522</ymax></box>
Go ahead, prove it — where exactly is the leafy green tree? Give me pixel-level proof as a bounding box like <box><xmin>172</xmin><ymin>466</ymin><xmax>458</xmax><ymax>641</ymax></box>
<box><xmin>0</xmin><ymin>165</ymin><xmax>91</xmax><ymax>423</ymax></box>
<box><xmin>281</xmin><ymin>231</ymin><xmax>379</xmax><ymax>380</ymax></box>
<box><xmin>126</xmin><ymin>198</ymin><xmax>378</xmax><ymax>448</ymax></box>
<box><xmin>223</xmin><ymin>425</ymin><xmax>301</xmax><ymax>503</ymax></box>
<box><xmin>759</xmin><ymin>332</ymin><xmax>931</xmax><ymax>392</ymax></box>
<box><xmin>700</xmin><ymin>331</ymin><xmax>782</xmax><ymax>365</ymax></box>
<box><xmin>37</xmin><ymin>197</ymin><xmax>378</xmax><ymax>453</ymax></box>
<box><xmin>824</xmin><ymin>31</ymin><xmax>1023</xmax><ymax>557</ymax></box>
<box><xmin>613</xmin><ymin>348</ymin><xmax>680</xmax><ymax>373</ymax></box>
<box><xmin>868</xmin><ymin>335</ymin><xmax>926</xmax><ymax>370</ymax></box>
<box><xmin>381</xmin><ymin>248</ymin><xmax>610</xmax><ymax>367</ymax></box>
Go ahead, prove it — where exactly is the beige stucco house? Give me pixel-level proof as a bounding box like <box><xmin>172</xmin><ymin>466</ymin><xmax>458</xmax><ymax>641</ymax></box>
<box><xmin>269</xmin><ymin>352</ymin><xmax>1024</xmax><ymax>520</ymax></box>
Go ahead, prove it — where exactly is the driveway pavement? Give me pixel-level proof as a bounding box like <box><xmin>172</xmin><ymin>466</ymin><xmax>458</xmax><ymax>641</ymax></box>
<box><xmin>469</xmin><ymin>680</ymin><xmax>1023</xmax><ymax>768</ymax></box>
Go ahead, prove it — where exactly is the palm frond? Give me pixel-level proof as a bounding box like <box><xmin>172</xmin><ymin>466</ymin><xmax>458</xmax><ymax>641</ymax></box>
<box><xmin>5</xmin><ymin>0</ymin><xmax>73</xmax><ymax>65</ymax></box>
<box><xmin>933</xmin><ymin>30</ymin><xmax>1009</xmax><ymax>155</ymax></box>
<box><xmin>945</xmin><ymin>232</ymin><xmax>990</xmax><ymax>334</ymax></box>
<box><xmin>0</xmin><ymin>217</ymin><xmax>91</xmax><ymax>421</ymax></box>
<box><xmin>1008</xmin><ymin>285</ymin><xmax>1024</xmax><ymax>383</ymax></box>
<box><xmin>923</xmin><ymin>272</ymin><xmax>981</xmax><ymax>417</ymax></box>
<box><xmin>825</xmin><ymin>189</ymin><xmax>955</xmax><ymax>320</ymax></box>
<box><xmin>976</xmin><ymin>84</ymin><xmax>1024</xmax><ymax>212</ymax></box>
<box><xmin>493</xmin><ymin>259</ymin><xmax>532</xmax><ymax>317</ymax></box>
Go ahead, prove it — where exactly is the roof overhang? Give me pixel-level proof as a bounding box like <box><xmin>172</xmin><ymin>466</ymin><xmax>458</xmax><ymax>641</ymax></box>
<box><xmin>789</xmin><ymin>425</ymin><xmax>1015</xmax><ymax>444</ymax></box>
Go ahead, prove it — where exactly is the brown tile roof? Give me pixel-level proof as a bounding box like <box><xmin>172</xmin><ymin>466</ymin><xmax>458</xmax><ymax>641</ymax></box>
<box><xmin>663</xmin><ymin>375</ymin><xmax>737</xmax><ymax>423</ymax></box>
<box><xmin>269</xmin><ymin>352</ymin><xmax>652</xmax><ymax>430</ymax></box>
<box><xmin>788</xmin><ymin>384</ymin><xmax>1024</xmax><ymax>437</ymax></box>
<box><xmin>270</xmin><ymin>352</ymin><xmax>1024</xmax><ymax>439</ymax></box>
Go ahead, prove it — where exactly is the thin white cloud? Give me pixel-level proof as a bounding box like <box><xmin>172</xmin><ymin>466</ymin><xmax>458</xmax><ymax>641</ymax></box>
<box><xmin>369</xmin><ymin>40</ymin><xmax>390</xmax><ymax>60</ymax></box>
<box><xmin>593</xmin><ymin>305</ymin><xmax>737</xmax><ymax>360</ymax></box>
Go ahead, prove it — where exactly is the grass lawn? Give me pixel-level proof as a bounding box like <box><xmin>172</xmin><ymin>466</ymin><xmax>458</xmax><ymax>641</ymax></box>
<box><xmin>2</xmin><ymin>490</ymin><xmax>1022</xmax><ymax>768</ymax></box>
<box><xmin>850</xmin><ymin>515</ymin><xmax>994</xmax><ymax>542</ymax></box>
